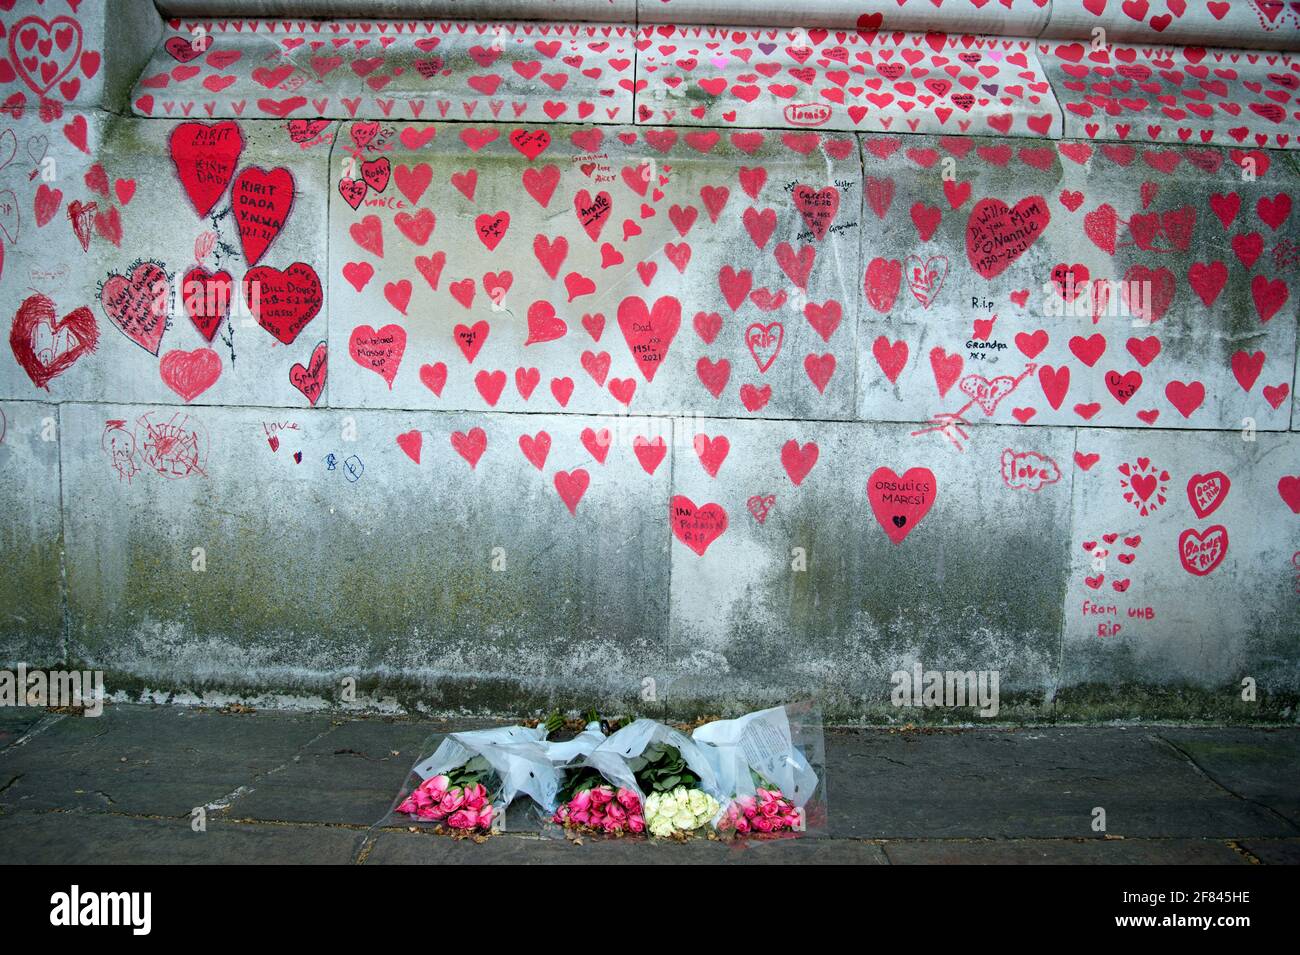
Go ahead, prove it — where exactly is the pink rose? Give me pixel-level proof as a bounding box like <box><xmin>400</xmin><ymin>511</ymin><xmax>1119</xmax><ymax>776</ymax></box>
<box><xmin>590</xmin><ymin>786</ymin><xmax>613</xmax><ymax>807</ymax></box>
<box><xmin>608</xmin><ymin>802</ymin><xmax>626</xmax><ymax>822</ymax></box>
<box><xmin>439</xmin><ymin>788</ymin><xmax>465</xmax><ymax>814</ymax></box>
<box><xmin>420</xmin><ymin>774</ymin><xmax>449</xmax><ymax>799</ymax></box>
<box><xmin>735</xmin><ymin>816</ymin><xmax>750</xmax><ymax>833</ymax></box>
<box><xmin>570</xmin><ymin>808</ymin><xmax>591</xmax><ymax>826</ymax></box>
<box><xmin>447</xmin><ymin>809</ymin><xmax>478</xmax><ymax>830</ymax></box>
<box><xmin>571</xmin><ymin>789</ymin><xmax>593</xmax><ymax>812</ymax></box>
<box><xmin>478</xmin><ymin>805</ymin><xmax>495</xmax><ymax>829</ymax></box>
<box><xmin>397</xmin><ymin>796</ymin><xmax>418</xmax><ymax>815</ymax></box>
<box><xmin>617</xmin><ymin>788</ymin><xmax>640</xmax><ymax>811</ymax></box>
<box><xmin>464</xmin><ymin>787</ymin><xmax>487</xmax><ymax>811</ymax></box>
<box><xmin>602</xmin><ymin>815</ymin><xmax>621</xmax><ymax>833</ymax></box>
<box><xmin>628</xmin><ymin>813</ymin><xmax>645</xmax><ymax>833</ymax></box>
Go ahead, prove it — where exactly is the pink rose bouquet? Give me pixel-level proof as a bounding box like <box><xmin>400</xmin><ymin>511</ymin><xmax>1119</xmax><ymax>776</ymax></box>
<box><xmin>396</xmin><ymin>773</ymin><xmax>496</xmax><ymax>832</ymax></box>
<box><xmin>551</xmin><ymin>782</ymin><xmax>646</xmax><ymax>836</ymax></box>
<box><xmin>717</xmin><ymin>786</ymin><xmax>802</xmax><ymax>835</ymax></box>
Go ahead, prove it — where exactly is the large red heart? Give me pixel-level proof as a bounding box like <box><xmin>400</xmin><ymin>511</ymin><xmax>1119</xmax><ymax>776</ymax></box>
<box><xmin>9</xmin><ymin>293</ymin><xmax>98</xmax><ymax>389</ymax></box>
<box><xmin>9</xmin><ymin>16</ymin><xmax>82</xmax><ymax>97</ymax></box>
<box><xmin>965</xmin><ymin>196</ymin><xmax>1051</xmax><ymax>279</ymax></box>
<box><xmin>289</xmin><ymin>340</ymin><xmax>327</xmax><ymax>406</ymax></box>
<box><xmin>349</xmin><ymin>323</ymin><xmax>406</xmax><ymax>388</ymax></box>
<box><xmin>792</xmin><ymin>184</ymin><xmax>840</xmax><ymax>241</ymax></box>
<box><xmin>101</xmin><ymin>262</ymin><xmax>170</xmax><ymax>355</ymax></box>
<box><xmin>1178</xmin><ymin>525</ymin><xmax>1228</xmax><ymax>576</ymax></box>
<box><xmin>867</xmin><ymin>467</ymin><xmax>937</xmax><ymax>545</ymax></box>
<box><xmin>164</xmin><ymin>34</ymin><xmax>212</xmax><ymax>64</ymax></box>
<box><xmin>745</xmin><ymin>321</ymin><xmax>783</xmax><ymax>372</ymax></box>
<box><xmin>169</xmin><ymin>121</ymin><xmax>244</xmax><ymax>218</ymax></box>
<box><xmin>1277</xmin><ymin>475</ymin><xmax>1300</xmax><ymax>515</ymax></box>
<box><xmin>244</xmin><ymin>262</ymin><xmax>322</xmax><ymax>345</ymax></box>
<box><xmin>670</xmin><ymin>495</ymin><xmax>728</xmax><ymax>556</ymax></box>
<box><xmin>617</xmin><ymin>295</ymin><xmax>681</xmax><ymax>382</ymax></box>
<box><xmin>160</xmin><ymin>347</ymin><xmax>222</xmax><ymax>402</ymax></box>
<box><xmin>781</xmin><ymin>440</ymin><xmax>819</xmax><ymax>486</ymax></box>
<box><xmin>232</xmin><ymin>166</ymin><xmax>294</xmax><ymax>266</ymax></box>
<box><xmin>554</xmin><ymin>468</ymin><xmax>590</xmax><ymax>516</ymax></box>
<box><xmin>574</xmin><ymin>189</ymin><xmax>612</xmax><ymax>241</ymax></box>
<box><xmin>182</xmin><ymin>267</ymin><xmax>232</xmax><ymax>341</ymax></box>
<box><xmin>1176</xmin><ymin>465</ymin><xmax>1229</xmax><ymax>518</ymax></box>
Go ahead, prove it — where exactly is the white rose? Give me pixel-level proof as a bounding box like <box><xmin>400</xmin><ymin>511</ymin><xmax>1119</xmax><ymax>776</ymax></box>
<box><xmin>649</xmin><ymin>816</ymin><xmax>674</xmax><ymax>838</ymax></box>
<box><xmin>673</xmin><ymin>787</ymin><xmax>691</xmax><ymax>809</ymax></box>
<box><xmin>672</xmin><ymin>809</ymin><xmax>696</xmax><ymax>831</ymax></box>
<box><xmin>687</xmin><ymin>789</ymin><xmax>710</xmax><ymax>816</ymax></box>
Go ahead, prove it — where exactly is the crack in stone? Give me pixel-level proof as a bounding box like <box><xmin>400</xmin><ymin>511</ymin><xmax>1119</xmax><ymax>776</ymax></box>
<box><xmin>1155</xmin><ymin>734</ymin><xmax>1300</xmax><ymax>836</ymax></box>
<box><xmin>2</xmin><ymin>714</ymin><xmax>66</xmax><ymax>754</ymax></box>
<box><xmin>205</xmin><ymin>719</ymin><xmax>344</xmax><ymax>816</ymax></box>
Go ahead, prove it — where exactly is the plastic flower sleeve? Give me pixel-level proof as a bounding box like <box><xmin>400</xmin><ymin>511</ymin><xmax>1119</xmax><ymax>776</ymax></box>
<box><xmin>548</xmin><ymin>719</ymin><xmax>724</xmax><ymax>837</ymax></box>
<box><xmin>584</xmin><ymin>719</ymin><xmax>722</xmax><ymax>805</ymax></box>
<box><xmin>540</xmin><ymin>721</ymin><xmax>605</xmax><ymax>767</ymax></box>
<box><xmin>691</xmin><ymin>702</ymin><xmax>827</xmax><ymax>837</ymax></box>
<box><xmin>380</xmin><ymin>724</ymin><xmax>560</xmax><ymax>833</ymax></box>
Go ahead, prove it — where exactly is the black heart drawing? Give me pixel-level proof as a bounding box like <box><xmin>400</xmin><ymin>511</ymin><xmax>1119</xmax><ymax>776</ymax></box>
<box><xmin>892</xmin><ymin>515</ymin><xmax>907</xmax><ymax>528</ymax></box>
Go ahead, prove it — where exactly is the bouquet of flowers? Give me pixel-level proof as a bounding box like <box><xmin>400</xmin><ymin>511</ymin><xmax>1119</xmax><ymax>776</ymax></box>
<box><xmin>557</xmin><ymin>719</ymin><xmax>723</xmax><ymax>839</ymax></box>
<box><xmin>692</xmin><ymin>703</ymin><xmax>823</xmax><ymax>838</ymax></box>
<box><xmin>551</xmin><ymin>774</ymin><xmax>646</xmax><ymax>835</ymax></box>
<box><xmin>546</xmin><ymin>719</ymin><xmax>644</xmax><ymax>834</ymax></box>
<box><xmin>715</xmin><ymin>778</ymin><xmax>802</xmax><ymax>835</ymax></box>
<box><xmin>388</xmin><ymin>724</ymin><xmax>559</xmax><ymax>835</ymax></box>
<box><xmin>643</xmin><ymin>784</ymin><xmax>720</xmax><ymax>838</ymax></box>
<box><xmin>396</xmin><ymin>762</ymin><xmax>496</xmax><ymax>831</ymax></box>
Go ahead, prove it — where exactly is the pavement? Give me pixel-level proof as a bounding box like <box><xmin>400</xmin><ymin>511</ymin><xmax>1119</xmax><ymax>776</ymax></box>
<box><xmin>1</xmin><ymin>704</ymin><xmax>1297</xmax><ymax>865</ymax></box>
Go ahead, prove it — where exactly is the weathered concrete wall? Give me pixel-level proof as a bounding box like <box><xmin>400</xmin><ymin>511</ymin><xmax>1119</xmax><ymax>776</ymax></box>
<box><xmin>0</xmin><ymin>402</ymin><xmax>62</xmax><ymax>666</ymax></box>
<box><xmin>0</xmin><ymin>0</ymin><xmax>1297</xmax><ymax>721</ymax></box>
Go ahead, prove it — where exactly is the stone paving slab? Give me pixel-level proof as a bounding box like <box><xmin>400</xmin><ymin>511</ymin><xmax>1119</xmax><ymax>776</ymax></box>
<box><xmin>1159</xmin><ymin>727</ymin><xmax>1300</xmax><ymax>827</ymax></box>
<box><xmin>0</xmin><ymin>811</ymin><xmax>366</xmax><ymax>864</ymax></box>
<box><xmin>1237</xmin><ymin>838</ymin><xmax>1300</xmax><ymax>865</ymax></box>
<box><xmin>880</xmin><ymin>836</ymin><xmax>1248</xmax><ymax>864</ymax></box>
<box><xmin>0</xmin><ymin>706</ymin><xmax>336</xmax><ymax>817</ymax></box>
<box><xmin>362</xmin><ymin>828</ymin><xmax>890</xmax><ymax>864</ymax></box>
<box><xmin>219</xmin><ymin>717</ymin><xmax>442</xmax><ymax>826</ymax></box>
<box><xmin>824</xmin><ymin>727</ymin><xmax>1300</xmax><ymax>840</ymax></box>
<box><xmin>2</xmin><ymin>708</ymin><xmax>1297</xmax><ymax>863</ymax></box>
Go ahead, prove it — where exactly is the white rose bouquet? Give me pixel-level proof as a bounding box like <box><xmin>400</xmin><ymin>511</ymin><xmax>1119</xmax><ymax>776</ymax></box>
<box><xmin>644</xmin><ymin>785</ymin><xmax>720</xmax><ymax>838</ymax></box>
<box><xmin>572</xmin><ymin>719</ymin><xmax>724</xmax><ymax>839</ymax></box>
